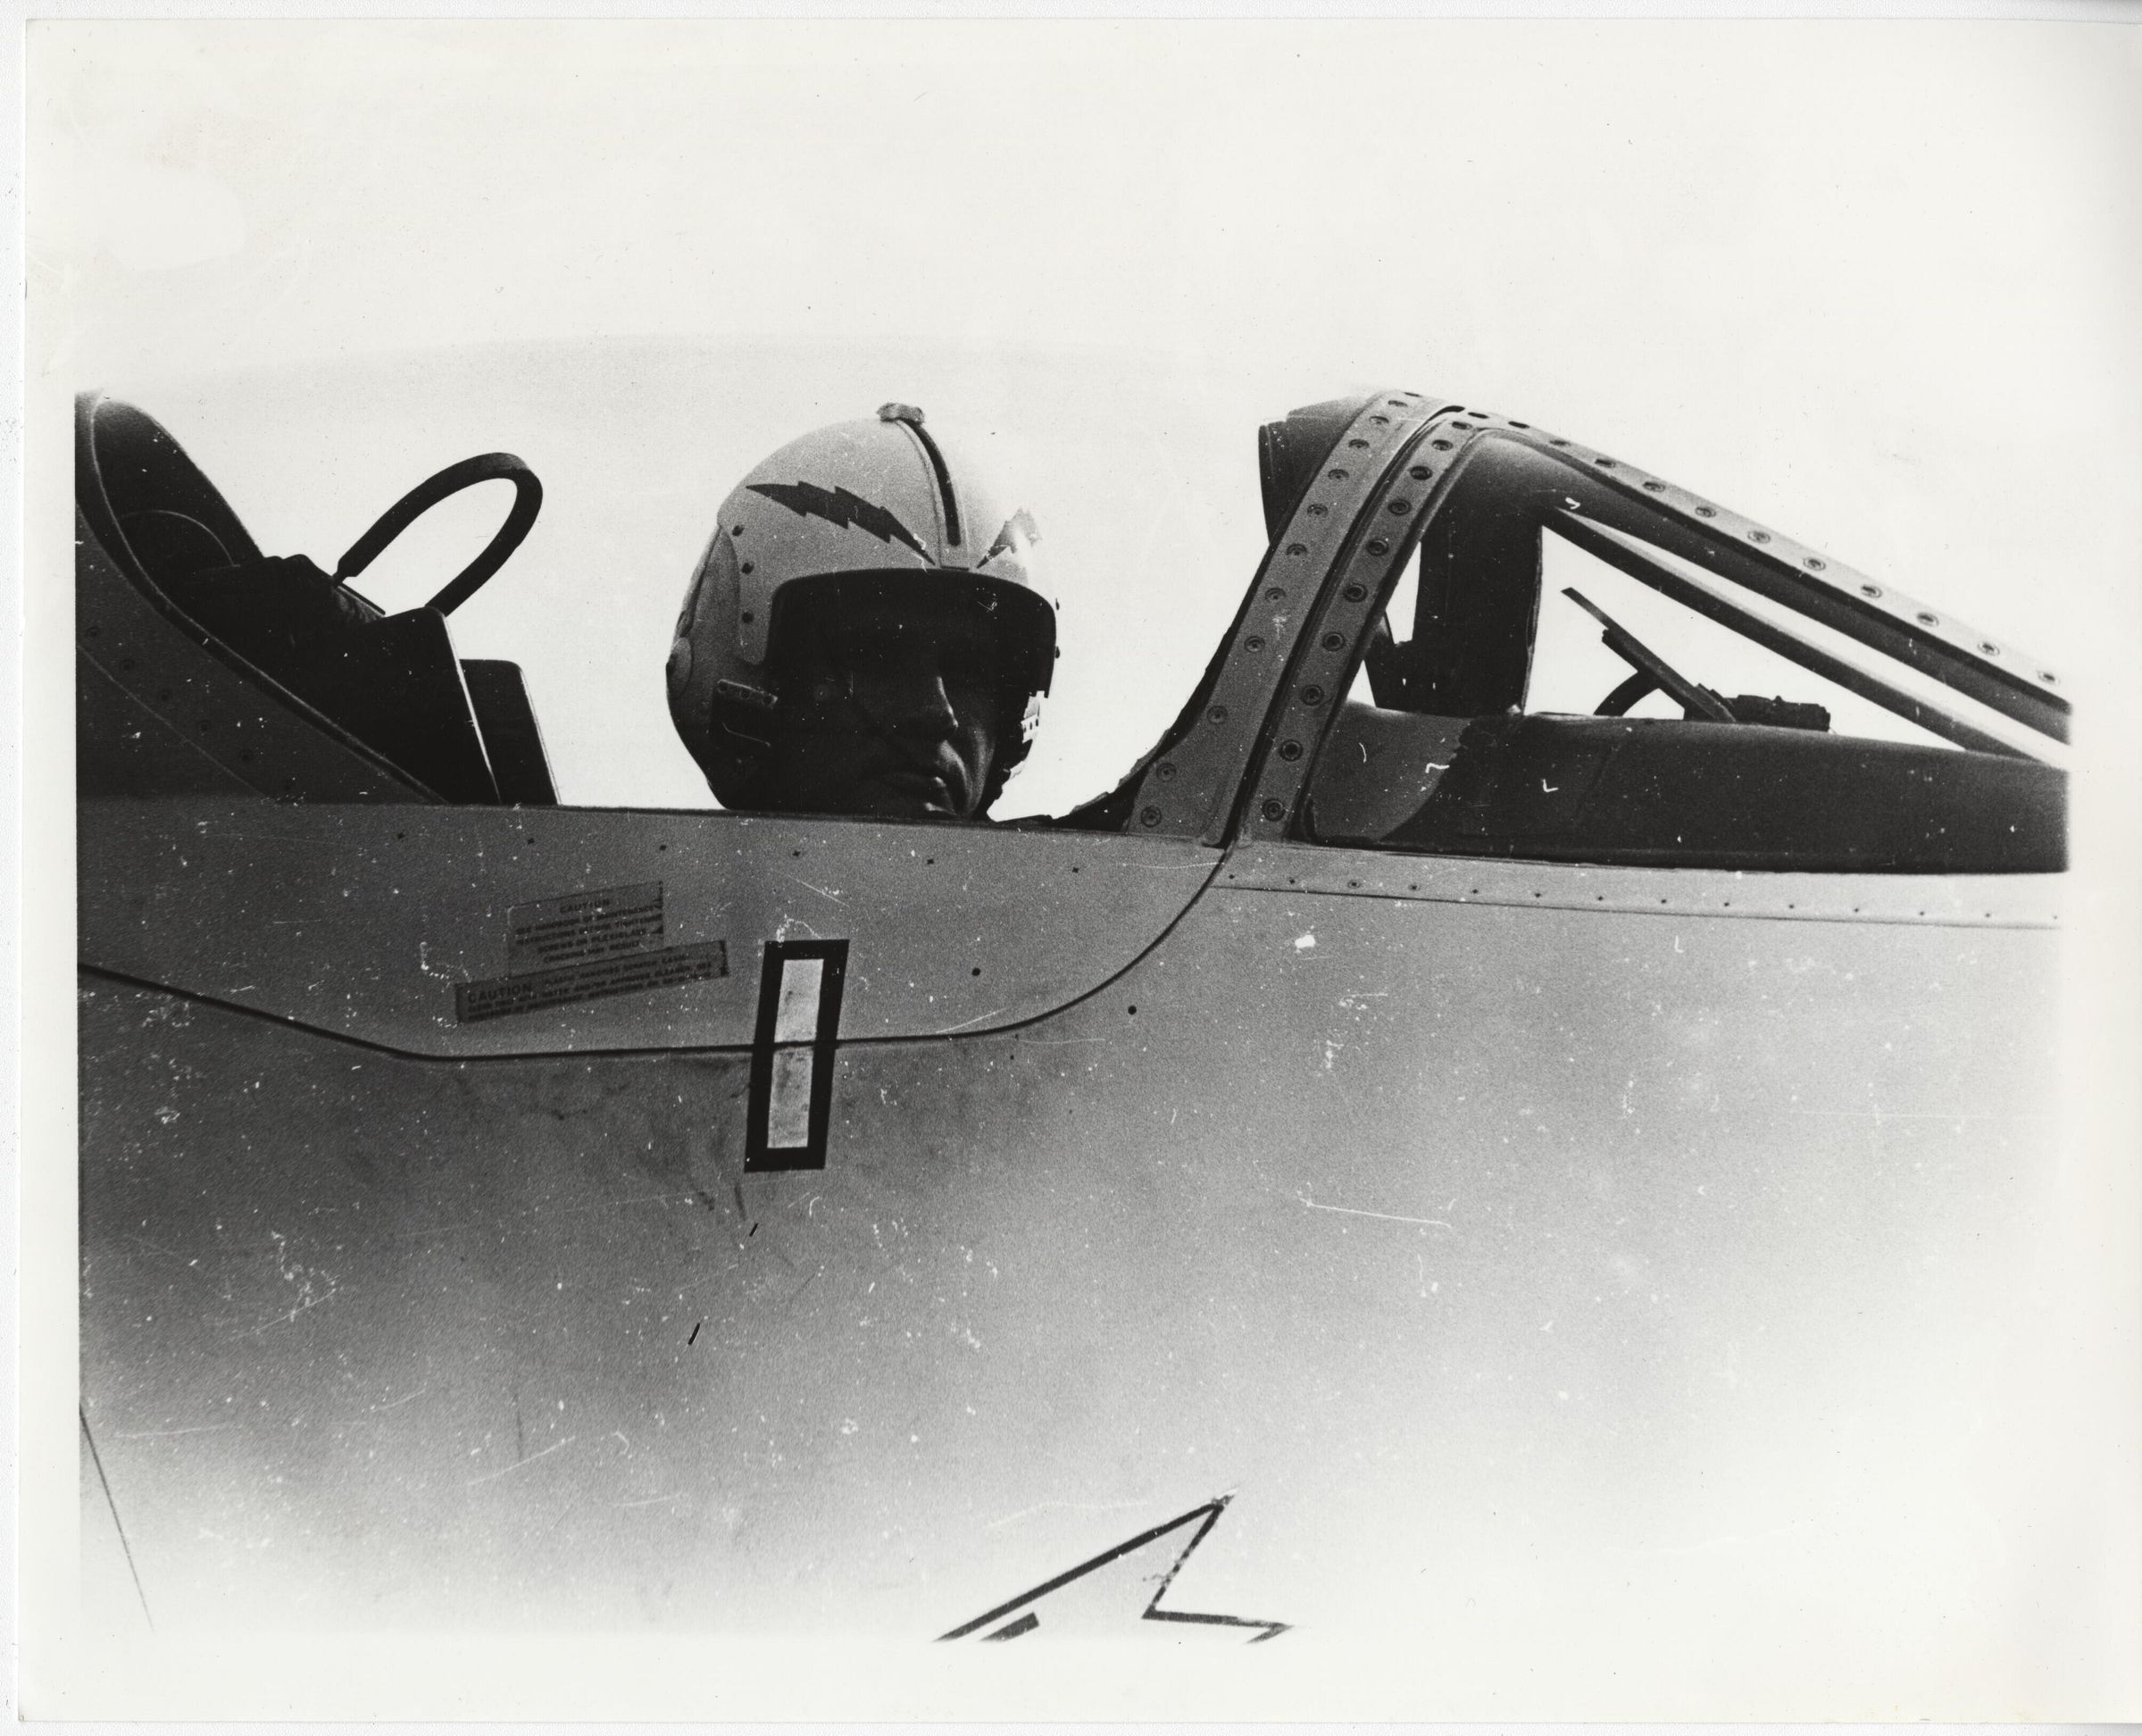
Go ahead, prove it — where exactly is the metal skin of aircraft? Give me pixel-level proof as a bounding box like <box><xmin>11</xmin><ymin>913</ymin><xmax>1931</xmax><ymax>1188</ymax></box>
<box><xmin>74</xmin><ymin>385</ymin><xmax>2071</xmax><ymax>1693</ymax></box>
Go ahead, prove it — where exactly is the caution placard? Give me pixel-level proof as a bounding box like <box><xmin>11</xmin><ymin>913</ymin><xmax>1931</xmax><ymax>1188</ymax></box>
<box><xmin>504</xmin><ymin>881</ymin><xmax>664</xmax><ymax>975</ymax></box>
<box><xmin>456</xmin><ymin>940</ymin><xmax>728</xmax><ymax>1022</ymax></box>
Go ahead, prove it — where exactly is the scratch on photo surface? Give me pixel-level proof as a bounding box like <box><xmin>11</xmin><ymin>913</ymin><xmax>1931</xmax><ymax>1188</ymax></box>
<box><xmin>391</xmin><ymin>1189</ymin><xmax>703</xmax><ymax>1244</ymax></box>
<box><xmin>196</xmin><ymin>829</ymin><xmax>341</xmax><ymax>847</ymax></box>
<box><xmin>936</xmin><ymin>1006</ymin><xmax>1012</xmax><ymax>1035</ymax></box>
<box><xmin>112</xmin><ymin>1423</ymin><xmax>236</xmax><ymax>1439</ymax></box>
<box><xmin>1788</xmin><ymin>1107</ymin><xmax>2016</xmax><ymax>1122</ymax></box>
<box><xmin>81</xmin><ymin>1409</ymin><xmax>154</xmax><ymax>1629</ymax></box>
<box><xmin>240</xmin><ymin>1230</ymin><xmax>340</xmax><ymax>1333</ymax></box>
<box><xmin>418</xmin><ymin>939</ymin><xmax>469</xmax><ymax>982</ymax></box>
<box><xmin>779</xmin><ymin>872</ymin><xmax>846</xmax><ymax>905</ymax></box>
<box><xmin>1297</xmin><ymin>1189</ymin><xmax>1453</xmax><ymax>1231</ymax></box>
<box><xmin>466</xmin><ymin>1433</ymin><xmax>577</xmax><ymax>1487</ymax></box>
<box><xmin>986</xmin><ymin>1498</ymin><xmax>1151</xmax><ymax>1531</ymax></box>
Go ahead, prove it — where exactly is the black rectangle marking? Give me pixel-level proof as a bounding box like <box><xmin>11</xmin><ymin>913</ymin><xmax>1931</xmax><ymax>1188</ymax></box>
<box><xmin>505</xmin><ymin>881</ymin><xmax>664</xmax><ymax>975</ymax></box>
<box><xmin>456</xmin><ymin>940</ymin><xmax>727</xmax><ymax>1022</ymax></box>
<box><xmin>746</xmin><ymin>939</ymin><xmax>849</xmax><ymax>1173</ymax></box>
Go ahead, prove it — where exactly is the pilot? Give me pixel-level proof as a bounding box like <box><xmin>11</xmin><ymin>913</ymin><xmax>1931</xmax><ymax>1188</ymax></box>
<box><xmin>667</xmin><ymin>403</ymin><xmax>1056</xmax><ymax>821</ymax></box>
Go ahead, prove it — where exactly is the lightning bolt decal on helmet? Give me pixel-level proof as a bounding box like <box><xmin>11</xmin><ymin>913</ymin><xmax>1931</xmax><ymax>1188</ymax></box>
<box><xmin>747</xmin><ymin>480</ymin><xmax>929</xmax><ymax>558</ymax></box>
<box><xmin>667</xmin><ymin>405</ymin><xmax>1058</xmax><ymax>813</ymax></box>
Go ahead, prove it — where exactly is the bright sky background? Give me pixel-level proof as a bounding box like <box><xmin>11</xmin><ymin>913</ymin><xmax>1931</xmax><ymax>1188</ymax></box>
<box><xmin>30</xmin><ymin>19</ymin><xmax>2142</xmax><ymax>816</ymax></box>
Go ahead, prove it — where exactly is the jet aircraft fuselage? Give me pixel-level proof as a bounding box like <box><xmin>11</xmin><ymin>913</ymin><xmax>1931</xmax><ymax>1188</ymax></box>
<box><xmin>75</xmin><ymin>385</ymin><xmax>2068</xmax><ymax>1689</ymax></box>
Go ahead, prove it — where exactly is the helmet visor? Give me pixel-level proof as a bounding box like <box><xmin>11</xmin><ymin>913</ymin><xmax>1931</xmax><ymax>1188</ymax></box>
<box><xmin>770</xmin><ymin>571</ymin><xmax>1056</xmax><ymax>705</ymax></box>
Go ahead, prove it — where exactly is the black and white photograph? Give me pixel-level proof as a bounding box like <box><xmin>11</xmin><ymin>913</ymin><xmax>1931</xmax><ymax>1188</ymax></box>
<box><xmin>18</xmin><ymin>13</ymin><xmax>2142</xmax><ymax>1723</ymax></box>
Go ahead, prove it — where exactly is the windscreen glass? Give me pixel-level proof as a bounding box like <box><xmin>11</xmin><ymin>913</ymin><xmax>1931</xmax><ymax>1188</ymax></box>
<box><xmin>1312</xmin><ymin>436</ymin><xmax>2063</xmax><ymax>872</ymax></box>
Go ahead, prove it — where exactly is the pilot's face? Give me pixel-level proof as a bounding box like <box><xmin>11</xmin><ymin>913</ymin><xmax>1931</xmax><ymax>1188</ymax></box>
<box><xmin>765</xmin><ymin>596</ymin><xmax>1004</xmax><ymax>821</ymax></box>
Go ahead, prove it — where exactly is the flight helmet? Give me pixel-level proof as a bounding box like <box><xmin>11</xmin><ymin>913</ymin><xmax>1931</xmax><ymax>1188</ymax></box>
<box><xmin>668</xmin><ymin>403</ymin><xmax>1056</xmax><ymax>812</ymax></box>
